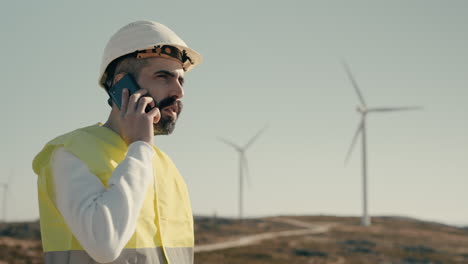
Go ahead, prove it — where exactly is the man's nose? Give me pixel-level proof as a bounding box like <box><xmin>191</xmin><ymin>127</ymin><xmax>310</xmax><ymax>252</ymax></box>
<box><xmin>170</xmin><ymin>79</ymin><xmax>184</xmax><ymax>99</ymax></box>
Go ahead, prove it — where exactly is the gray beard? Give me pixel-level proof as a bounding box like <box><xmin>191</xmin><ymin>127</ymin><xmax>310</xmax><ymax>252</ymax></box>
<box><xmin>153</xmin><ymin>115</ymin><xmax>177</xmax><ymax>135</ymax></box>
<box><xmin>153</xmin><ymin>98</ymin><xmax>182</xmax><ymax>136</ymax></box>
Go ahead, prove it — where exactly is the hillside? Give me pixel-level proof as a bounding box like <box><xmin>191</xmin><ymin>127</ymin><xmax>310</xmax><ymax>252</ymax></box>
<box><xmin>1</xmin><ymin>216</ymin><xmax>468</xmax><ymax>263</ymax></box>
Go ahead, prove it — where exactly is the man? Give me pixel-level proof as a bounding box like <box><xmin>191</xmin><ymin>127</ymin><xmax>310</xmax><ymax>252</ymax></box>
<box><xmin>32</xmin><ymin>20</ymin><xmax>202</xmax><ymax>263</ymax></box>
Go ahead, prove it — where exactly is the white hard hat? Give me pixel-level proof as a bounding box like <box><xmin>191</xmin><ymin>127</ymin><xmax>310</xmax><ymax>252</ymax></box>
<box><xmin>99</xmin><ymin>20</ymin><xmax>202</xmax><ymax>88</ymax></box>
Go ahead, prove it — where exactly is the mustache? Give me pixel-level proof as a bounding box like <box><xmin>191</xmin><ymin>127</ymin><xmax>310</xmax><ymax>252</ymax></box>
<box><xmin>140</xmin><ymin>96</ymin><xmax>182</xmax><ymax>113</ymax></box>
<box><xmin>155</xmin><ymin>96</ymin><xmax>183</xmax><ymax>113</ymax></box>
<box><xmin>157</xmin><ymin>97</ymin><xmax>177</xmax><ymax>109</ymax></box>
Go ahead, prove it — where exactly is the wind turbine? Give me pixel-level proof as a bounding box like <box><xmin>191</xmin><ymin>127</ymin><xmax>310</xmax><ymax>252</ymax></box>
<box><xmin>342</xmin><ymin>61</ymin><xmax>422</xmax><ymax>227</ymax></box>
<box><xmin>218</xmin><ymin>125</ymin><xmax>268</xmax><ymax>220</ymax></box>
<box><xmin>0</xmin><ymin>173</ymin><xmax>11</xmax><ymax>223</ymax></box>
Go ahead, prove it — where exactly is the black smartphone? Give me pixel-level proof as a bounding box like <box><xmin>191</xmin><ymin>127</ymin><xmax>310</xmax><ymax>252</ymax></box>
<box><xmin>108</xmin><ymin>74</ymin><xmax>152</xmax><ymax>113</ymax></box>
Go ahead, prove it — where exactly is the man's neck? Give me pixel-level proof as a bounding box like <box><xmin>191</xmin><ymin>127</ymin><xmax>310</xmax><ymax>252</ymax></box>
<box><xmin>102</xmin><ymin>109</ymin><xmax>121</xmax><ymax>137</ymax></box>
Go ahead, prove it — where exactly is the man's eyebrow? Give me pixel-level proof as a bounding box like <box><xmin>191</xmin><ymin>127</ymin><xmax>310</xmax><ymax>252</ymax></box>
<box><xmin>154</xmin><ymin>70</ymin><xmax>185</xmax><ymax>85</ymax></box>
<box><xmin>154</xmin><ymin>70</ymin><xmax>176</xmax><ymax>77</ymax></box>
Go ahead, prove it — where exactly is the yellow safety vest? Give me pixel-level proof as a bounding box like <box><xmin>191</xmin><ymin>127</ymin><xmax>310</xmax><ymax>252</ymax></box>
<box><xmin>32</xmin><ymin>123</ymin><xmax>194</xmax><ymax>264</ymax></box>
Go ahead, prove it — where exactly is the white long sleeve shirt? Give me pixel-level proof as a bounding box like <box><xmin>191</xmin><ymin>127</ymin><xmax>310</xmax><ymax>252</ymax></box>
<box><xmin>50</xmin><ymin>141</ymin><xmax>155</xmax><ymax>263</ymax></box>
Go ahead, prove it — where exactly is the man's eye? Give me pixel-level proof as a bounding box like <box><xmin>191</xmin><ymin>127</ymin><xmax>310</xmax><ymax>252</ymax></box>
<box><xmin>157</xmin><ymin>75</ymin><xmax>168</xmax><ymax>79</ymax></box>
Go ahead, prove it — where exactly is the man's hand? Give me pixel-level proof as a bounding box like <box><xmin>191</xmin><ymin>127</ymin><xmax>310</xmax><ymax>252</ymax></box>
<box><xmin>118</xmin><ymin>88</ymin><xmax>160</xmax><ymax>145</ymax></box>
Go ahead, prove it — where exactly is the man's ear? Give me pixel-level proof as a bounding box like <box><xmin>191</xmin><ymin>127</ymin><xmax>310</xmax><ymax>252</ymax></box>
<box><xmin>113</xmin><ymin>72</ymin><xmax>126</xmax><ymax>86</ymax></box>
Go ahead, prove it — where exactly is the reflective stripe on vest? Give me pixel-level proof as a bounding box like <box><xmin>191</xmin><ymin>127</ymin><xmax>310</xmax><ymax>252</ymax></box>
<box><xmin>44</xmin><ymin>247</ymin><xmax>193</xmax><ymax>264</ymax></box>
<box><xmin>33</xmin><ymin>123</ymin><xmax>194</xmax><ymax>264</ymax></box>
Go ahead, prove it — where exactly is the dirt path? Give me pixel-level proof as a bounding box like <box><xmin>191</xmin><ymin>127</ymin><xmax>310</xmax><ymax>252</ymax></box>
<box><xmin>194</xmin><ymin>218</ymin><xmax>335</xmax><ymax>253</ymax></box>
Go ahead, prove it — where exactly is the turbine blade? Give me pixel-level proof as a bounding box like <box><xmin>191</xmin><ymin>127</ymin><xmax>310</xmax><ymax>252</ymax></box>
<box><xmin>244</xmin><ymin>123</ymin><xmax>269</xmax><ymax>150</ymax></box>
<box><xmin>342</xmin><ymin>60</ymin><xmax>367</xmax><ymax>107</ymax></box>
<box><xmin>217</xmin><ymin>137</ymin><xmax>242</xmax><ymax>151</ymax></box>
<box><xmin>242</xmin><ymin>154</ymin><xmax>252</xmax><ymax>189</ymax></box>
<box><xmin>367</xmin><ymin>106</ymin><xmax>423</xmax><ymax>113</ymax></box>
<box><xmin>345</xmin><ymin>117</ymin><xmax>364</xmax><ymax>166</ymax></box>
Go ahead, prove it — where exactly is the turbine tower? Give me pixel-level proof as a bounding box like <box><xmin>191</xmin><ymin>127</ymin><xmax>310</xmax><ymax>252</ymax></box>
<box><xmin>342</xmin><ymin>61</ymin><xmax>422</xmax><ymax>227</ymax></box>
<box><xmin>0</xmin><ymin>174</ymin><xmax>11</xmax><ymax>223</ymax></box>
<box><xmin>218</xmin><ymin>125</ymin><xmax>268</xmax><ymax>220</ymax></box>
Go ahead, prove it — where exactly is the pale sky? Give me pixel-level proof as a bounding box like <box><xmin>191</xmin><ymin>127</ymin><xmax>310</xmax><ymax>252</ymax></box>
<box><xmin>1</xmin><ymin>0</ymin><xmax>467</xmax><ymax>226</ymax></box>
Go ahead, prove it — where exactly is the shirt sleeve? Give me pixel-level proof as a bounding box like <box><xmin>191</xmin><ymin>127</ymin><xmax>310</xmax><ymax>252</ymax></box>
<box><xmin>50</xmin><ymin>141</ymin><xmax>155</xmax><ymax>263</ymax></box>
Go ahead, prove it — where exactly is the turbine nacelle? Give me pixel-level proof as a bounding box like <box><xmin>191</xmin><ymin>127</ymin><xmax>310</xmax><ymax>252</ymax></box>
<box><xmin>356</xmin><ymin>106</ymin><xmax>367</xmax><ymax>113</ymax></box>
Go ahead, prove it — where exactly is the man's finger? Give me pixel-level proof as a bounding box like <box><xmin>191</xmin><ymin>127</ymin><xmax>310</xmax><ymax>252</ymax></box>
<box><xmin>128</xmin><ymin>89</ymin><xmax>148</xmax><ymax>112</ymax></box>
<box><xmin>148</xmin><ymin>107</ymin><xmax>161</xmax><ymax>123</ymax></box>
<box><xmin>137</xmin><ymin>96</ymin><xmax>153</xmax><ymax>113</ymax></box>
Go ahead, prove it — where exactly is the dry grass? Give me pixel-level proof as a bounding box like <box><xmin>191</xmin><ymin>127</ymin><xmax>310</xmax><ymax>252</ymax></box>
<box><xmin>195</xmin><ymin>216</ymin><xmax>468</xmax><ymax>264</ymax></box>
<box><xmin>194</xmin><ymin>216</ymin><xmax>303</xmax><ymax>245</ymax></box>
<box><xmin>0</xmin><ymin>237</ymin><xmax>42</xmax><ymax>264</ymax></box>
